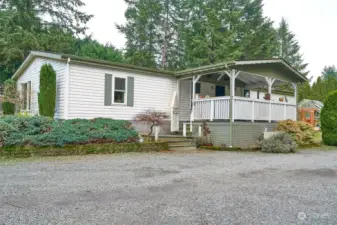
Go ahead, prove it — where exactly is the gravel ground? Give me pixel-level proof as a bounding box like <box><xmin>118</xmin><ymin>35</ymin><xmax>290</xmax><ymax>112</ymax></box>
<box><xmin>1</xmin><ymin>150</ymin><xmax>337</xmax><ymax>225</ymax></box>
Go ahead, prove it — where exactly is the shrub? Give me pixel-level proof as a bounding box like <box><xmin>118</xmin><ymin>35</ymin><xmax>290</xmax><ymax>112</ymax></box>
<box><xmin>3</xmin><ymin>79</ymin><xmax>18</xmax><ymax>104</ymax></box>
<box><xmin>260</xmin><ymin>133</ymin><xmax>297</xmax><ymax>153</ymax></box>
<box><xmin>0</xmin><ymin>116</ymin><xmax>139</xmax><ymax>147</ymax></box>
<box><xmin>2</xmin><ymin>101</ymin><xmax>15</xmax><ymax>115</ymax></box>
<box><xmin>276</xmin><ymin>120</ymin><xmax>316</xmax><ymax>146</ymax></box>
<box><xmin>321</xmin><ymin>90</ymin><xmax>337</xmax><ymax>146</ymax></box>
<box><xmin>38</xmin><ymin>64</ymin><xmax>56</xmax><ymax>118</ymax></box>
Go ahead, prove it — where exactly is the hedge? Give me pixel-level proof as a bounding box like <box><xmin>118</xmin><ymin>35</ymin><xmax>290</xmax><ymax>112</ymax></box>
<box><xmin>0</xmin><ymin>142</ymin><xmax>169</xmax><ymax>158</ymax></box>
<box><xmin>321</xmin><ymin>90</ymin><xmax>337</xmax><ymax>146</ymax></box>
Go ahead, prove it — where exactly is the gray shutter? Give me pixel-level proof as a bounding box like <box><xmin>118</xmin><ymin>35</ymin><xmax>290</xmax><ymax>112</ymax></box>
<box><xmin>104</xmin><ymin>74</ymin><xmax>112</xmax><ymax>106</ymax></box>
<box><xmin>127</xmin><ymin>76</ymin><xmax>134</xmax><ymax>107</ymax></box>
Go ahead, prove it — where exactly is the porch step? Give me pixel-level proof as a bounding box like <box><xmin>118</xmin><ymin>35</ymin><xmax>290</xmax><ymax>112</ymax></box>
<box><xmin>160</xmin><ymin>135</ymin><xmax>196</xmax><ymax>151</ymax></box>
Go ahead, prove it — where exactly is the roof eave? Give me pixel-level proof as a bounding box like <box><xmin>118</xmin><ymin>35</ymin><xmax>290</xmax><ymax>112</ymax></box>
<box><xmin>60</xmin><ymin>54</ymin><xmax>175</xmax><ymax>77</ymax></box>
<box><xmin>12</xmin><ymin>52</ymin><xmax>63</xmax><ymax>80</ymax></box>
<box><xmin>233</xmin><ymin>59</ymin><xmax>308</xmax><ymax>82</ymax></box>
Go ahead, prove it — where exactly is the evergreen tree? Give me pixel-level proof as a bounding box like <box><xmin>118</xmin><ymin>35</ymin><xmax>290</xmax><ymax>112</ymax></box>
<box><xmin>322</xmin><ymin>65</ymin><xmax>337</xmax><ymax>80</ymax></box>
<box><xmin>74</xmin><ymin>38</ymin><xmax>124</xmax><ymax>63</ymax></box>
<box><xmin>0</xmin><ymin>0</ymin><xmax>92</xmax><ymax>34</ymax></box>
<box><xmin>119</xmin><ymin>0</ymin><xmax>280</xmax><ymax>69</ymax></box>
<box><xmin>277</xmin><ymin>18</ymin><xmax>308</xmax><ymax>75</ymax></box>
<box><xmin>0</xmin><ymin>0</ymin><xmax>92</xmax><ymax>83</ymax></box>
<box><xmin>117</xmin><ymin>0</ymin><xmax>161</xmax><ymax>68</ymax></box>
<box><xmin>38</xmin><ymin>64</ymin><xmax>56</xmax><ymax>118</ymax></box>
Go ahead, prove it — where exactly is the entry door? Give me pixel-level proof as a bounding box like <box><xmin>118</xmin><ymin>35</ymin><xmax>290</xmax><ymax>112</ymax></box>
<box><xmin>216</xmin><ymin>85</ymin><xmax>225</xmax><ymax>97</ymax></box>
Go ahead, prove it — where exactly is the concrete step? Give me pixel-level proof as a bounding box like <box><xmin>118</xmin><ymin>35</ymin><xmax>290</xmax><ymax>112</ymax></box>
<box><xmin>169</xmin><ymin>146</ymin><xmax>197</xmax><ymax>152</ymax></box>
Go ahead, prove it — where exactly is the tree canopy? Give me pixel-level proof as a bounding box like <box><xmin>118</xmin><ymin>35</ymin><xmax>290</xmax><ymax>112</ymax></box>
<box><xmin>117</xmin><ymin>0</ymin><xmax>308</xmax><ymax>74</ymax></box>
<box><xmin>322</xmin><ymin>65</ymin><xmax>337</xmax><ymax>80</ymax></box>
<box><xmin>0</xmin><ymin>0</ymin><xmax>124</xmax><ymax>84</ymax></box>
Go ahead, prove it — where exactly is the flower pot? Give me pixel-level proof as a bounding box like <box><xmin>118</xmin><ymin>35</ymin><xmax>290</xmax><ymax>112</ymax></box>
<box><xmin>264</xmin><ymin>94</ymin><xmax>271</xmax><ymax>100</ymax></box>
<box><xmin>279</xmin><ymin>98</ymin><xmax>284</xmax><ymax>102</ymax></box>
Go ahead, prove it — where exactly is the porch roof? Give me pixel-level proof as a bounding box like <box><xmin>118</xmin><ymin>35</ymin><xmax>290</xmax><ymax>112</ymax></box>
<box><xmin>176</xmin><ymin>59</ymin><xmax>308</xmax><ymax>83</ymax></box>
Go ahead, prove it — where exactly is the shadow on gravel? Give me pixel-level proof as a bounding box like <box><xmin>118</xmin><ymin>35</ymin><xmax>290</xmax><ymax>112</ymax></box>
<box><xmin>292</xmin><ymin>168</ymin><xmax>336</xmax><ymax>177</ymax></box>
<box><xmin>238</xmin><ymin>168</ymin><xmax>337</xmax><ymax>179</ymax></box>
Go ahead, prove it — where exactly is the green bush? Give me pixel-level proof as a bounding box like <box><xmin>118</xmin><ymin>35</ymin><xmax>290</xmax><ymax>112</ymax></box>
<box><xmin>321</xmin><ymin>90</ymin><xmax>337</xmax><ymax>146</ymax></box>
<box><xmin>38</xmin><ymin>64</ymin><xmax>56</xmax><ymax>118</ymax></box>
<box><xmin>0</xmin><ymin>116</ymin><xmax>139</xmax><ymax>147</ymax></box>
<box><xmin>260</xmin><ymin>133</ymin><xmax>297</xmax><ymax>153</ymax></box>
<box><xmin>276</xmin><ymin>120</ymin><xmax>316</xmax><ymax>146</ymax></box>
<box><xmin>2</xmin><ymin>101</ymin><xmax>15</xmax><ymax>115</ymax></box>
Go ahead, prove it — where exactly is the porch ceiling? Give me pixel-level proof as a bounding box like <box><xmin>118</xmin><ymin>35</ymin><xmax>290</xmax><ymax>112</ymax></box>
<box><xmin>176</xmin><ymin>59</ymin><xmax>307</xmax><ymax>83</ymax></box>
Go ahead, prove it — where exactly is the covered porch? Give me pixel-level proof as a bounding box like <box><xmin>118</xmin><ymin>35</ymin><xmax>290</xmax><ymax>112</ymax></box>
<box><xmin>173</xmin><ymin>59</ymin><xmax>307</xmax><ymax>127</ymax></box>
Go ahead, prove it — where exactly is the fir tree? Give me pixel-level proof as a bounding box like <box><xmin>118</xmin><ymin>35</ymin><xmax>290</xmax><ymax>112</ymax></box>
<box><xmin>277</xmin><ymin>18</ymin><xmax>308</xmax><ymax>75</ymax></box>
<box><xmin>322</xmin><ymin>65</ymin><xmax>337</xmax><ymax>80</ymax></box>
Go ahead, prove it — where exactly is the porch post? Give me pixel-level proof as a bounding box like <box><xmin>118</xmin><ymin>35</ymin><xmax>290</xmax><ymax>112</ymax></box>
<box><xmin>191</xmin><ymin>75</ymin><xmax>202</xmax><ymax>124</ymax></box>
<box><xmin>292</xmin><ymin>82</ymin><xmax>298</xmax><ymax>121</ymax></box>
<box><xmin>225</xmin><ymin>69</ymin><xmax>240</xmax><ymax>147</ymax></box>
<box><xmin>265</xmin><ymin>78</ymin><xmax>275</xmax><ymax>123</ymax></box>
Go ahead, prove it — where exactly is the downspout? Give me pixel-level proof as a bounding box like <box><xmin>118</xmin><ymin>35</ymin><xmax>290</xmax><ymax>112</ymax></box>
<box><xmin>64</xmin><ymin>58</ymin><xmax>71</xmax><ymax>120</ymax></box>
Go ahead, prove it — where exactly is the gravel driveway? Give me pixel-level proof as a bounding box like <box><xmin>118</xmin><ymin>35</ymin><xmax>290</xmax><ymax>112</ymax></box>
<box><xmin>1</xmin><ymin>150</ymin><xmax>337</xmax><ymax>225</ymax></box>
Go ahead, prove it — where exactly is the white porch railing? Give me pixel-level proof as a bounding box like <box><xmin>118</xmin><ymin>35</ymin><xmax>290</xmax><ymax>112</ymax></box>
<box><xmin>193</xmin><ymin>96</ymin><xmax>297</xmax><ymax>122</ymax></box>
<box><xmin>194</xmin><ymin>96</ymin><xmax>230</xmax><ymax>120</ymax></box>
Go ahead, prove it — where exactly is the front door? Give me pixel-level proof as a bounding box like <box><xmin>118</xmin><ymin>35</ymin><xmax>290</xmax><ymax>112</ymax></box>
<box><xmin>215</xmin><ymin>85</ymin><xmax>225</xmax><ymax>97</ymax></box>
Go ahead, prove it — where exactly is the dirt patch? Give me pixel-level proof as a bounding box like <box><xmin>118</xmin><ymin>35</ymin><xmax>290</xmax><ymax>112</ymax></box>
<box><xmin>136</xmin><ymin>167</ymin><xmax>180</xmax><ymax>178</ymax></box>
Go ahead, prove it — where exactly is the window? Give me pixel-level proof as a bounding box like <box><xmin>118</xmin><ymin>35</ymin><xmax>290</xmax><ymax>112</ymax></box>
<box><xmin>244</xmin><ymin>89</ymin><xmax>250</xmax><ymax>98</ymax></box>
<box><xmin>305</xmin><ymin>112</ymin><xmax>311</xmax><ymax>119</ymax></box>
<box><xmin>196</xmin><ymin>82</ymin><xmax>201</xmax><ymax>94</ymax></box>
<box><xmin>114</xmin><ymin>77</ymin><xmax>126</xmax><ymax>104</ymax></box>
<box><xmin>21</xmin><ymin>81</ymin><xmax>31</xmax><ymax>111</ymax></box>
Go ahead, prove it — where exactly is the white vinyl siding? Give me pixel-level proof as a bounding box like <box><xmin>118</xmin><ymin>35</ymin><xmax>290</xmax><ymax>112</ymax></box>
<box><xmin>179</xmin><ymin>79</ymin><xmax>192</xmax><ymax>121</ymax></box>
<box><xmin>67</xmin><ymin>63</ymin><xmax>176</xmax><ymax>120</ymax></box>
<box><xmin>16</xmin><ymin>57</ymin><xmax>67</xmax><ymax>118</ymax></box>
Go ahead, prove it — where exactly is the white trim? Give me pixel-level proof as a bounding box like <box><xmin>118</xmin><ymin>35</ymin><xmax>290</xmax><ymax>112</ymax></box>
<box><xmin>113</xmin><ymin>76</ymin><xmax>128</xmax><ymax>105</ymax></box>
<box><xmin>13</xmin><ymin>52</ymin><xmax>63</xmax><ymax>79</ymax></box>
<box><xmin>64</xmin><ymin>58</ymin><xmax>70</xmax><ymax>119</ymax></box>
<box><xmin>217</xmin><ymin>72</ymin><xmax>225</xmax><ymax>81</ymax></box>
<box><xmin>20</xmin><ymin>81</ymin><xmax>32</xmax><ymax>111</ymax></box>
<box><xmin>234</xmin><ymin>59</ymin><xmax>306</xmax><ymax>80</ymax></box>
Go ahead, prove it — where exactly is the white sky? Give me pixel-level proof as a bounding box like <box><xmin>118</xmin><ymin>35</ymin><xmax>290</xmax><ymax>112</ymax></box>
<box><xmin>84</xmin><ymin>0</ymin><xmax>337</xmax><ymax>79</ymax></box>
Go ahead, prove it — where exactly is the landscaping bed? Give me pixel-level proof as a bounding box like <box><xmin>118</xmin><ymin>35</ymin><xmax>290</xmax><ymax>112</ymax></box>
<box><xmin>0</xmin><ymin>115</ymin><xmax>169</xmax><ymax>157</ymax></box>
<box><xmin>0</xmin><ymin>142</ymin><xmax>169</xmax><ymax>158</ymax></box>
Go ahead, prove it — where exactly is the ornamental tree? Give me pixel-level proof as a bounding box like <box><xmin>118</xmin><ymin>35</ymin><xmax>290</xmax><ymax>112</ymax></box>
<box><xmin>134</xmin><ymin>109</ymin><xmax>169</xmax><ymax>138</ymax></box>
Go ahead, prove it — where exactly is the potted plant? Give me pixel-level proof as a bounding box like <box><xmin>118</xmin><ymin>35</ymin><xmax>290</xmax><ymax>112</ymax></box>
<box><xmin>201</xmin><ymin>121</ymin><xmax>213</xmax><ymax>146</ymax></box>
<box><xmin>264</xmin><ymin>93</ymin><xmax>271</xmax><ymax>100</ymax></box>
<box><xmin>279</xmin><ymin>97</ymin><xmax>284</xmax><ymax>102</ymax></box>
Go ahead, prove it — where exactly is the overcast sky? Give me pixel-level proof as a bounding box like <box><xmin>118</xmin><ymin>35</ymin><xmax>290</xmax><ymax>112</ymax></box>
<box><xmin>83</xmin><ymin>0</ymin><xmax>337</xmax><ymax>80</ymax></box>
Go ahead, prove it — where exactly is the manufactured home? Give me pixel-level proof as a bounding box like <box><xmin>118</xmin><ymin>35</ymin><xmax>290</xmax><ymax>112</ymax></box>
<box><xmin>13</xmin><ymin>51</ymin><xmax>307</xmax><ymax>148</ymax></box>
